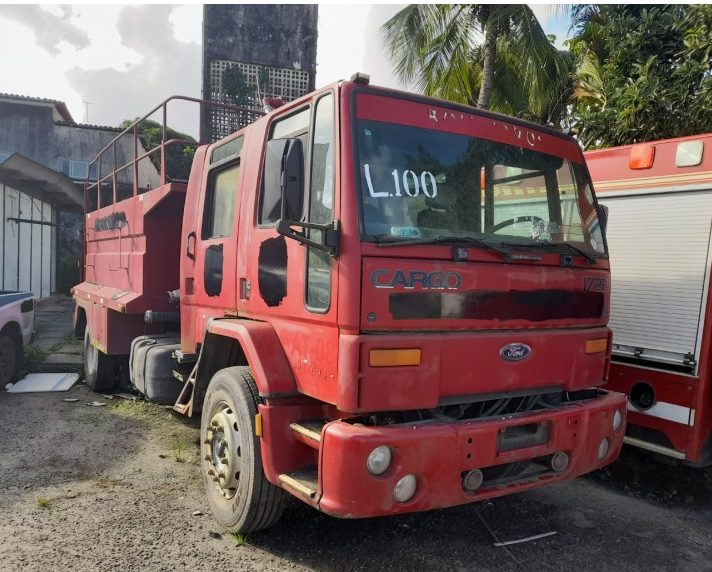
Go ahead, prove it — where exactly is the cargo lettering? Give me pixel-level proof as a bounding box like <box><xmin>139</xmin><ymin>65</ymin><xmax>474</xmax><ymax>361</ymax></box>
<box><xmin>371</xmin><ymin>269</ymin><xmax>462</xmax><ymax>290</ymax></box>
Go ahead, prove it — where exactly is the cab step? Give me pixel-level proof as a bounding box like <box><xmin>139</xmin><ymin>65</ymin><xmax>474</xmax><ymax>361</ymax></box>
<box><xmin>279</xmin><ymin>468</ymin><xmax>318</xmax><ymax>498</ymax></box>
<box><xmin>173</xmin><ymin>365</ymin><xmax>197</xmax><ymax>415</ymax></box>
<box><xmin>290</xmin><ymin>420</ymin><xmax>327</xmax><ymax>448</ymax></box>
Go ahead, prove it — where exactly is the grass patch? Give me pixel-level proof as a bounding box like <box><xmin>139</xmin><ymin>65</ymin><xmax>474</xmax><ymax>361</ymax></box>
<box><xmin>37</xmin><ymin>498</ymin><xmax>51</xmax><ymax>508</ymax></box>
<box><xmin>108</xmin><ymin>399</ymin><xmax>167</xmax><ymax>421</ymax></box>
<box><xmin>24</xmin><ymin>345</ymin><xmax>49</xmax><ymax>369</ymax></box>
<box><xmin>172</xmin><ymin>437</ymin><xmax>187</xmax><ymax>463</ymax></box>
<box><xmin>48</xmin><ymin>332</ymin><xmax>81</xmax><ymax>354</ymax></box>
<box><xmin>172</xmin><ymin>436</ymin><xmax>200</xmax><ymax>465</ymax></box>
<box><xmin>231</xmin><ymin>532</ymin><xmax>249</xmax><ymax>546</ymax></box>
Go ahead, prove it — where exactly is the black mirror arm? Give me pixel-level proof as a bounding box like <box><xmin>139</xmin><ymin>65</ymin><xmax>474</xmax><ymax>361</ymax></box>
<box><xmin>276</xmin><ymin>219</ymin><xmax>341</xmax><ymax>258</ymax></box>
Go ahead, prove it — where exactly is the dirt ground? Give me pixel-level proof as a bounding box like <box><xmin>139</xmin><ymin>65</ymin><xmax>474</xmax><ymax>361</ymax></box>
<box><xmin>2</xmin><ymin>381</ymin><xmax>712</xmax><ymax>572</ymax></box>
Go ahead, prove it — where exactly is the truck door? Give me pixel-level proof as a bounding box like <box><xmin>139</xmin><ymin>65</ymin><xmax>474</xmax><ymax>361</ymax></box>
<box><xmin>192</xmin><ymin>137</ymin><xmax>244</xmax><ymax>337</ymax></box>
<box><xmin>250</xmin><ymin>93</ymin><xmax>340</xmax><ymax>400</ymax></box>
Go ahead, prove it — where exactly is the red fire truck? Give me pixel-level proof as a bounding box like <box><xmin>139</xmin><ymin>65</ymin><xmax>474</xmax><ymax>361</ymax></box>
<box><xmin>73</xmin><ymin>74</ymin><xmax>626</xmax><ymax>532</ymax></box>
<box><xmin>587</xmin><ymin>135</ymin><xmax>712</xmax><ymax>467</ymax></box>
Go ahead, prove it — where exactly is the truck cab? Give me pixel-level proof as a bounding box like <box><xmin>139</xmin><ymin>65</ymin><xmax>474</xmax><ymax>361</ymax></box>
<box><xmin>74</xmin><ymin>75</ymin><xmax>627</xmax><ymax>533</ymax></box>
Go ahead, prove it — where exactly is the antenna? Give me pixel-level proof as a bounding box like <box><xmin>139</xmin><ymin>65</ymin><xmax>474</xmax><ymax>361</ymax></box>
<box><xmin>82</xmin><ymin>101</ymin><xmax>92</xmax><ymax>123</ymax></box>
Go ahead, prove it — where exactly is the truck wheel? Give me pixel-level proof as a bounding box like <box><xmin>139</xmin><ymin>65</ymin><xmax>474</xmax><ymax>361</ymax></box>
<box><xmin>0</xmin><ymin>334</ymin><xmax>17</xmax><ymax>386</ymax></box>
<box><xmin>201</xmin><ymin>366</ymin><xmax>286</xmax><ymax>533</ymax></box>
<box><xmin>84</xmin><ymin>327</ymin><xmax>116</xmax><ymax>392</ymax></box>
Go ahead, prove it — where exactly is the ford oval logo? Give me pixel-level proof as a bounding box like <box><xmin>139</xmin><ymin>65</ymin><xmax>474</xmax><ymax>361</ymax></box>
<box><xmin>500</xmin><ymin>343</ymin><xmax>532</xmax><ymax>362</ymax></box>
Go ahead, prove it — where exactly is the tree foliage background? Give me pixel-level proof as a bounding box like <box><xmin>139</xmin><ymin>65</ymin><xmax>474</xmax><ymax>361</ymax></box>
<box><xmin>380</xmin><ymin>4</ymin><xmax>573</xmax><ymax>127</ymax></box>
<box><xmin>568</xmin><ymin>4</ymin><xmax>712</xmax><ymax>148</ymax></box>
<box><xmin>118</xmin><ymin>119</ymin><xmax>196</xmax><ymax>181</ymax></box>
<box><xmin>381</xmin><ymin>4</ymin><xmax>712</xmax><ymax>149</ymax></box>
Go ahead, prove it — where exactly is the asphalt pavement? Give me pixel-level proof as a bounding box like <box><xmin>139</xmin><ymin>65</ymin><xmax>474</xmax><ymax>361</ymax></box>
<box><xmin>32</xmin><ymin>294</ymin><xmax>83</xmax><ymax>371</ymax></box>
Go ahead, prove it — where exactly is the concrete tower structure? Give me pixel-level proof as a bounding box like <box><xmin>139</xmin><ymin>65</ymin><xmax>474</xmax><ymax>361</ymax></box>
<box><xmin>201</xmin><ymin>4</ymin><xmax>319</xmax><ymax>142</ymax></box>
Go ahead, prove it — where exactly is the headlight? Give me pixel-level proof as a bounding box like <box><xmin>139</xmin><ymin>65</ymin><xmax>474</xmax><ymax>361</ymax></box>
<box><xmin>613</xmin><ymin>409</ymin><xmax>623</xmax><ymax>432</ymax></box>
<box><xmin>598</xmin><ymin>438</ymin><xmax>610</xmax><ymax>460</ymax></box>
<box><xmin>394</xmin><ymin>474</ymin><xmax>417</xmax><ymax>503</ymax></box>
<box><xmin>367</xmin><ymin>445</ymin><xmax>392</xmax><ymax>476</ymax></box>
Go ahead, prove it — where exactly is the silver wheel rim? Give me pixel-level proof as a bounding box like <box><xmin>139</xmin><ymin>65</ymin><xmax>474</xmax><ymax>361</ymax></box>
<box><xmin>204</xmin><ymin>402</ymin><xmax>242</xmax><ymax>500</ymax></box>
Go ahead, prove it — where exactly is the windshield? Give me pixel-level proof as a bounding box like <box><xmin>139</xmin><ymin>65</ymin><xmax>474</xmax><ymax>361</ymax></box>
<box><xmin>356</xmin><ymin>119</ymin><xmax>605</xmax><ymax>256</ymax></box>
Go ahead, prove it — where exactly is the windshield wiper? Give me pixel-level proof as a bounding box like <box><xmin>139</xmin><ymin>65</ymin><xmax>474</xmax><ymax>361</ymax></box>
<box><xmin>376</xmin><ymin>235</ymin><xmax>512</xmax><ymax>260</ymax></box>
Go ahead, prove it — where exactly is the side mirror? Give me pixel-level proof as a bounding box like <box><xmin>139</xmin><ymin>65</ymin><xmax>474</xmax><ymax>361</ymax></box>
<box><xmin>263</xmin><ymin>138</ymin><xmax>304</xmax><ymax>223</ymax></box>
<box><xmin>596</xmin><ymin>204</ymin><xmax>608</xmax><ymax>234</ymax></box>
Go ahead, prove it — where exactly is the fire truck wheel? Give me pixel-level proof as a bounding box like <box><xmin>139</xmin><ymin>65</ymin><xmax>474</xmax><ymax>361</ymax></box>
<box><xmin>201</xmin><ymin>366</ymin><xmax>286</xmax><ymax>533</ymax></box>
<box><xmin>0</xmin><ymin>334</ymin><xmax>17</xmax><ymax>387</ymax></box>
<box><xmin>83</xmin><ymin>327</ymin><xmax>117</xmax><ymax>393</ymax></box>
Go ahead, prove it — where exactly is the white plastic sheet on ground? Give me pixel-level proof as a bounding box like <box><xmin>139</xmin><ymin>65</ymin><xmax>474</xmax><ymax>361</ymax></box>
<box><xmin>6</xmin><ymin>373</ymin><xmax>79</xmax><ymax>393</ymax></box>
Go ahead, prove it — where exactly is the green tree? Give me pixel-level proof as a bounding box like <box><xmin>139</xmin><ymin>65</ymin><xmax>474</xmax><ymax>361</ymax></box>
<box><xmin>567</xmin><ymin>4</ymin><xmax>712</xmax><ymax>148</ymax></box>
<box><xmin>119</xmin><ymin>119</ymin><xmax>196</xmax><ymax>182</ymax></box>
<box><xmin>380</xmin><ymin>4</ymin><xmax>572</xmax><ymax>126</ymax></box>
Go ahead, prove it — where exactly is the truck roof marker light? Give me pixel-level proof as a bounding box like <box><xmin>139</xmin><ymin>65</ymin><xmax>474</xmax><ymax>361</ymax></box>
<box><xmin>629</xmin><ymin>144</ymin><xmax>655</xmax><ymax>170</ymax></box>
<box><xmin>585</xmin><ymin>338</ymin><xmax>608</xmax><ymax>354</ymax></box>
<box><xmin>676</xmin><ymin>140</ymin><xmax>704</xmax><ymax>167</ymax></box>
<box><xmin>261</xmin><ymin>97</ymin><xmax>284</xmax><ymax>113</ymax></box>
<box><xmin>350</xmin><ymin>72</ymin><xmax>370</xmax><ymax>84</ymax></box>
<box><xmin>369</xmin><ymin>349</ymin><xmax>421</xmax><ymax>367</ymax></box>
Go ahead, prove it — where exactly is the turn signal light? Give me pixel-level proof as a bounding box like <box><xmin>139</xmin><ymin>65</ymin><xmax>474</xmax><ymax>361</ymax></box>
<box><xmin>630</xmin><ymin>144</ymin><xmax>655</xmax><ymax>169</ymax></box>
<box><xmin>369</xmin><ymin>349</ymin><xmax>421</xmax><ymax>367</ymax></box>
<box><xmin>585</xmin><ymin>338</ymin><xmax>608</xmax><ymax>354</ymax></box>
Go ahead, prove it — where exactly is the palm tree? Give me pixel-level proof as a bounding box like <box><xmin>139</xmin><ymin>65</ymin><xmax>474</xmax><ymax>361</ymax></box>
<box><xmin>380</xmin><ymin>4</ymin><xmax>571</xmax><ymax>124</ymax></box>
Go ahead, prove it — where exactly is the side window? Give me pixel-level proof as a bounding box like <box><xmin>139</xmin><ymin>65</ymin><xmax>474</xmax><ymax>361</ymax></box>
<box><xmin>306</xmin><ymin>93</ymin><xmax>335</xmax><ymax>312</ymax></box>
<box><xmin>202</xmin><ymin>137</ymin><xmax>243</xmax><ymax>239</ymax></box>
<box><xmin>259</xmin><ymin>108</ymin><xmax>310</xmax><ymax>225</ymax></box>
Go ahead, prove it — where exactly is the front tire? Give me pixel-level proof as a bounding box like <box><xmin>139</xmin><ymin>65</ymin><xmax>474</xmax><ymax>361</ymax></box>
<box><xmin>201</xmin><ymin>366</ymin><xmax>286</xmax><ymax>533</ymax></box>
<box><xmin>84</xmin><ymin>327</ymin><xmax>116</xmax><ymax>392</ymax></box>
<box><xmin>0</xmin><ymin>334</ymin><xmax>17</xmax><ymax>386</ymax></box>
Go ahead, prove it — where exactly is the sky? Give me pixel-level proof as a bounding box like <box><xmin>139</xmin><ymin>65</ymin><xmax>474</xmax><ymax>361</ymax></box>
<box><xmin>0</xmin><ymin>3</ymin><xmax>569</xmax><ymax>139</ymax></box>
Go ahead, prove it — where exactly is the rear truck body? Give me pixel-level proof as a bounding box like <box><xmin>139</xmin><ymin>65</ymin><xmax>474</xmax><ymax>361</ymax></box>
<box><xmin>587</xmin><ymin>134</ymin><xmax>712</xmax><ymax>466</ymax></box>
<box><xmin>74</xmin><ymin>75</ymin><xmax>626</xmax><ymax>532</ymax></box>
<box><xmin>0</xmin><ymin>290</ymin><xmax>34</xmax><ymax>386</ymax></box>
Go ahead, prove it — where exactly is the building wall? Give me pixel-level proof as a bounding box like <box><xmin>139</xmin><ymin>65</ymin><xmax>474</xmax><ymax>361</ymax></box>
<box><xmin>201</xmin><ymin>4</ymin><xmax>319</xmax><ymax>141</ymax></box>
<box><xmin>0</xmin><ymin>96</ymin><xmax>162</xmax><ymax>298</ymax></box>
<box><xmin>0</xmin><ymin>100</ymin><xmax>145</xmax><ymax>186</ymax></box>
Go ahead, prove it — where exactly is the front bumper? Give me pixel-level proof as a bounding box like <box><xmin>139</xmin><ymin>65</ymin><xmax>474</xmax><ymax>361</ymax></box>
<box><xmin>316</xmin><ymin>389</ymin><xmax>626</xmax><ymax>518</ymax></box>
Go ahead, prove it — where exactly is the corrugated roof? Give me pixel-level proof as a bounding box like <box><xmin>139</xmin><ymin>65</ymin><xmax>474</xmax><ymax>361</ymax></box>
<box><xmin>0</xmin><ymin>92</ymin><xmax>75</xmax><ymax>124</ymax></box>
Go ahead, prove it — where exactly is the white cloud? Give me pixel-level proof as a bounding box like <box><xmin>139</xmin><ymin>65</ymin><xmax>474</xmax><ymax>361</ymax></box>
<box><xmin>0</xmin><ymin>4</ymin><xmax>89</xmax><ymax>55</ymax></box>
<box><xmin>0</xmin><ymin>4</ymin><xmax>570</xmax><ymax>140</ymax></box>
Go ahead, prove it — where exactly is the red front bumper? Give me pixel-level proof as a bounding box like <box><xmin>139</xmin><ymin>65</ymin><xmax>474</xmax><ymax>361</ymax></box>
<box><xmin>316</xmin><ymin>390</ymin><xmax>626</xmax><ymax>518</ymax></box>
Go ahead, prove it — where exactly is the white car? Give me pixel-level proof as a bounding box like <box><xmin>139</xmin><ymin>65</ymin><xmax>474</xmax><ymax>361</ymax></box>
<box><xmin>0</xmin><ymin>291</ymin><xmax>35</xmax><ymax>386</ymax></box>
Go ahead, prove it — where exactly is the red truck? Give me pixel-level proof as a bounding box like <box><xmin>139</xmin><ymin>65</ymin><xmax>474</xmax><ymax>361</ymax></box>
<box><xmin>587</xmin><ymin>134</ymin><xmax>712</xmax><ymax>467</ymax></box>
<box><xmin>73</xmin><ymin>74</ymin><xmax>626</xmax><ymax>532</ymax></box>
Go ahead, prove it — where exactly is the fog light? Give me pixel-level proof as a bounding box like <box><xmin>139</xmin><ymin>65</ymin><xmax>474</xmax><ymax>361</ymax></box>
<box><xmin>598</xmin><ymin>438</ymin><xmax>610</xmax><ymax>460</ymax></box>
<box><xmin>613</xmin><ymin>409</ymin><xmax>623</xmax><ymax>432</ymax></box>
<box><xmin>550</xmin><ymin>452</ymin><xmax>569</xmax><ymax>472</ymax></box>
<box><xmin>463</xmin><ymin>469</ymin><xmax>484</xmax><ymax>491</ymax></box>
<box><xmin>367</xmin><ymin>445</ymin><xmax>392</xmax><ymax>476</ymax></box>
<box><xmin>394</xmin><ymin>474</ymin><xmax>417</xmax><ymax>503</ymax></box>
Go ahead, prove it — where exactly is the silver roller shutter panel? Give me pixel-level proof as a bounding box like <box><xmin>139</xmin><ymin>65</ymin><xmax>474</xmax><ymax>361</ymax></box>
<box><xmin>599</xmin><ymin>189</ymin><xmax>712</xmax><ymax>372</ymax></box>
